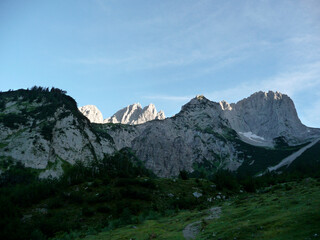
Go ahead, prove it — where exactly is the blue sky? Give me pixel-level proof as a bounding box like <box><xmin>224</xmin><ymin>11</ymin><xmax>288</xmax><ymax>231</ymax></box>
<box><xmin>1</xmin><ymin>0</ymin><xmax>320</xmax><ymax>127</ymax></box>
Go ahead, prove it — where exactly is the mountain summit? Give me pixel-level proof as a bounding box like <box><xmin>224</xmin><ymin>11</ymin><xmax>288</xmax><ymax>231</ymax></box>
<box><xmin>222</xmin><ymin>91</ymin><xmax>314</xmax><ymax>146</ymax></box>
<box><xmin>79</xmin><ymin>103</ymin><xmax>165</xmax><ymax>125</ymax></box>
<box><xmin>78</xmin><ymin>105</ymin><xmax>104</xmax><ymax>123</ymax></box>
<box><xmin>104</xmin><ymin>103</ymin><xmax>165</xmax><ymax>125</ymax></box>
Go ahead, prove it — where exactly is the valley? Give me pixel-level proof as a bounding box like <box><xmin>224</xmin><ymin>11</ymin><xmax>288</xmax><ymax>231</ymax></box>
<box><xmin>0</xmin><ymin>87</ymin><xmax>319</xmax><ymax>240</ymax></box>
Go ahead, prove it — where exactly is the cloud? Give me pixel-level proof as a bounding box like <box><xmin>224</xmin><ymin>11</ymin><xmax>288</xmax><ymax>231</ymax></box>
<box><xmin>202</xmin><ymin>61</ymin><xmax>320</xmax><ymax>127</ymax></box>
<box><xmin>206</xmin><ymin>61</ymin><xmax>320</xmax><ymax>103</ymax></box>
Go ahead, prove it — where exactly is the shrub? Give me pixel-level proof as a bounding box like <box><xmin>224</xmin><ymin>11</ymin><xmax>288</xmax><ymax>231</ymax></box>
<box><xmin>0</xmin><ymin>113</ymin><xmax>27</xmax><ymax>129</ymax></box>
<box><xmin>40</xmin><ymin>122</ymin><xmax>55</xmax><ymax>141</ymax></box>
<box><xmin>179</xmin><ymin>170</ymin><xmax>189</xmax><ymax>180</ymax></box>
<box><xmin>241</xmin><ymin>177</ymin><xmax>256</xmax><ymax>192</ymax></box>
<box><xmin>97</xmin><ymin>204</ymin><xmax>111</xmax><ymax>214</ymax></box>
<box><xmin>212</xmin><ymin>170</ymin><xmax>239</xmax><ymax>192</ymax></box>
<box><xmin>47</xmin><ymin>197</ymin><xmax>64</xmax><ymax>209</ymax></box>
<box><xmin>82</xmin><ymin>206</ymin><xmax>94</xmax><ymax>217</ymax></box>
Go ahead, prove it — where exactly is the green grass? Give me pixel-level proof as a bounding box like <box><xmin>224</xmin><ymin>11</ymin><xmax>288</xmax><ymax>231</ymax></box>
<box><xmin>80</xmin><ymin>210</ymin><xmax>205</xmax><ymax>240</ymax></box>
<box><xmin>199</xmin><ymin>179</ymin><xmax>320</xmax><ymax>239</ymax></box>
<box><xmin>77</xmin><ymin>178</ymin><xmax>320</xmax><ymax>240</ymax></box>
<box><xmin>15</xmin><ymin>175</ymin><xmax>221</xmax><ymax>240</ymax></box>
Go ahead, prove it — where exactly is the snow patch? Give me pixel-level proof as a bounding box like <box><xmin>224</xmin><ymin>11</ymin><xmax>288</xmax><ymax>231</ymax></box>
<box><xmin>238</xmin><ymin>131</ymin><xmax>265</xmax><ymax>142</ymax></box>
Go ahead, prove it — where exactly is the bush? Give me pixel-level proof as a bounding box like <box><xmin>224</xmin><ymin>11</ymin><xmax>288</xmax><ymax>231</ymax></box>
<box><xmin>212</xmin><ymin>170</ymin><xmax>239</xmax><ymax>192</ymax></box>
<box><xmin>0</xmin><ymin>162</ymin><xmax>36</xmax><ymax>187</ymax></box>
<box><xmin>179</xmin><ymin>170</ymin><xmax>189</xmax><ymax>180</ymax></box>
<box><xmin>241</xmin><ymin>177</ymin><xmax>256</xmax><ymax>192</ymax></box>
<box><xmin>97</xmin><ymin>204</ymin><xmax>111</xmax><ymax>214</ymax></box>
<box><xmin>82</xmin><ymin>206</ymin><xmax>94</xmax><ymax>217</ymax></box>
<box><xmin>47</xmin><ymin>197</ymin><xmax>64</xmax><ymax>209</ymax></box>
<box><xmin>0</xmin><ymin>113</ymin><xmax>27</xmax><ymax>129</ymax></box>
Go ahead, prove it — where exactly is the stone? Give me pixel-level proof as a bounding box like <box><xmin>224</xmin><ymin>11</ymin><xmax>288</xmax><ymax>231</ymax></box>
<box><xmin>193</xmin><ymin>192</ymin><xmax>202</xmax><ymax>198</ymax></box>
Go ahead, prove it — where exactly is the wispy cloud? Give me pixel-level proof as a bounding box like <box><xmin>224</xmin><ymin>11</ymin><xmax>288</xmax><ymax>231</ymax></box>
<box><xmin>60</xmin><ymin>0</ymin><xmax>320</xmax><ymax>126</ymax></box>
<box><xmin>206</xmin><ymin>61</ymin><xmax>320</xmax><ymax>103</ymax></box>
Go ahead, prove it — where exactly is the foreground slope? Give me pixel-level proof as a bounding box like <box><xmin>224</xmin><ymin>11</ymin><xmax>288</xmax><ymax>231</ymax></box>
<box><xmin>78</xmin><ymin>178</ymin><xmax>320</xmax><ymax>240</ymax></box>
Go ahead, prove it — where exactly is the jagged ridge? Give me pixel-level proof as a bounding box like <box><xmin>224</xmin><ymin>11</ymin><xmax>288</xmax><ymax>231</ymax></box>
<box><xmin>1</xmin><ymin>88</ymin><xmax>319</xmax><ymax>178</ymax></box>
<box><xmin>79</xmin><ymin>103</ymin><xmax>165</xmax><ymax>125</ymax></box>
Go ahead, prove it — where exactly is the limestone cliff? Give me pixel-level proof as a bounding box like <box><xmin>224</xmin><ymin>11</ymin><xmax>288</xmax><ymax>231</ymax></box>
<box><xmin>79</xmin><ymin>105</ymin><xmax>104</xmax><ymax>124</ymax></box>
<box><xmin>1</xmin><ymin>88</ymin><xmax>319</xmax><ymax>178</ymax></box>
<box><xmin>0</xmin><ymin>88</ymin><xmax>114</xmax><ymax>178</ymax></box>
<box><xmin>221</xmin><ymin>91</ymin><xmax>319</xmax><ymax>146</ymax></box>
<box><xmin>104</xmin><ymin>103</ymin><xmax>165</xmax><ymax>125</ymax></box>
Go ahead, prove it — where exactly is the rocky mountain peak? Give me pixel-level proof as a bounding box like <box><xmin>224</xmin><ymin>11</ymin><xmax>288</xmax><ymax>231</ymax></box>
<box><xmin>79</xmin><ymin>103</ymin><xmax>165</xmax><ymax>125</ymax></box>
<box><xmin>104</xmin><ymin>103</ymin><xmax>165</xmax><ymax>125</ymax></box>
<box><xmin>156</xmin><ymin>110</ymin><xmax>165</xmax><ymax>120</ymax></box>
<box><xmin>143</xmin><ymin>103</ymin><xmax>156</xmax><ymax>114</ymax></box>
<box><xmin>78</xmin><ymin>105</ymin><xmax>104</xmax><ymax>124</ymax></box>
<box><xmin>196</xmin><ymin>94</ymin><xmax>205</xmax><ymax>100</ymax></box>
<box><xmin>225</xmin><ymin>90</ymin><xmax>311</xmax><ymax>145</ymax></box>
<box><xmin>219</xmin><ymin>100</ymin><xmax>232</xmax><ymax>111</ymax></box>
<box><xmin>246</xmin><ymin>90</ymin><xmax>286</xmax><ymax>102</ymax></box>
<box><xmin>180</xmin><ymin>95</ymin><xmax>219</xmax><ymax>114</ymax></box>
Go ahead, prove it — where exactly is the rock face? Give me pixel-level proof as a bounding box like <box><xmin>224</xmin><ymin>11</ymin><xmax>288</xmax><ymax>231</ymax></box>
<box><xmin>101</xmin><ymin>92</ymin><xmax>320</xmax><ymax>177</ymax></box>
<box><xmin>79</xmin><ymin>103</ymin><xmax>165</xmax><ymax>125</ymax></box>
<box><xmin>104</xmin><ymin>103</ymin><xmax>166</xmax><ymax>125</ymax></box>
<box><xmin>1</xmin><ymin>89</ymin><xmax>319</xmax><ymax>178</ymax></box>
<box><xmin>221</xmin><ymin>91</ymin><xmax>319</xmax><ymax>146</ymax></box>
<box><xmin>100</xmin><ymin>95</ymin><xmax>241</xmax><ymax>177</ymax></box>
<box><xmin>0</xmin><ymin>89</ymin><xmax>115</xmax><ymax>178</ymax></box>
<box><xmin>79</xmin><ymin>105</ymin><xmax>104</xmax><ymax>124</ymax></box>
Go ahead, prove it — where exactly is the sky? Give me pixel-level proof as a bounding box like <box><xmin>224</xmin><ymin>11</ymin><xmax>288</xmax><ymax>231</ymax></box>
<box><xmin>0</xmin><ymin>0</ymin><xmax>320</xmax><ymax>127</ymax></box>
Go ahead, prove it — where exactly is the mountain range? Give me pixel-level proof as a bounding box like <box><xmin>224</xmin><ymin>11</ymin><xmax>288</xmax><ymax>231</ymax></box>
<box><xmin>0</xmin><ymin>87</ymin><xmax>319</xmax><ymax>178</ymax></box>
<box><xmin>79</xmin><ymin>103</ymin><xmax>165</xmax><ymax>125</ymax></box>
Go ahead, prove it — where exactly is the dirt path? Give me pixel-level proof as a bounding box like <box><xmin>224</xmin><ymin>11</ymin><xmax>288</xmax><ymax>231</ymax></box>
<box><xmin>183</xmin><ymin>207</ymin><xmax>221</xmax><ymax>240</ymax></box>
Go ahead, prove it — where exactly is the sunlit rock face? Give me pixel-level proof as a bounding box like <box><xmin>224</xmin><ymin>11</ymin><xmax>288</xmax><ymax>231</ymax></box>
<box><xmin>79</xmin><ymin>105</ymin><xmax>104</xmax><ymax>124</ymax></box>
<box><xmin>0</xmin><ymin>90</ymin><xmax>115</xmax><ymax>178</ymax></box>
<box><xmin>104</xmin><ymin>103</ymin><xmax>165</xmax><ymax>125</ymax></box>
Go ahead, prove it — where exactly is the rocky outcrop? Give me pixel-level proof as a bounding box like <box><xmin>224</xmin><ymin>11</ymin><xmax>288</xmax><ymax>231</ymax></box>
<box><xmin>221</xmin><ymin>91</ymin><xmax>319</xmax><ymax>146</ymax></box>
<box><xmin>79</xmin><ymin>105</ymin><xmax>104</xmax><ymax>124</ymax></box>
<box><xmin>79</xmin><ymin>103</ymin><xmax>166</xmax><ymax>125</ymax></box>
<box><xmin>102</xmin><ymin>96</ymin><xmax>241</xmax><ymax>177</ymax></box>
<box><xmin>104</xmin><ymin>103</ymin><xmax>165</xmax><ymax>125</ymax></box>
<box><xmin>0</xmin><ymin>89</ymin><xmax>115</xmax><ymax>178</ymax></box>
